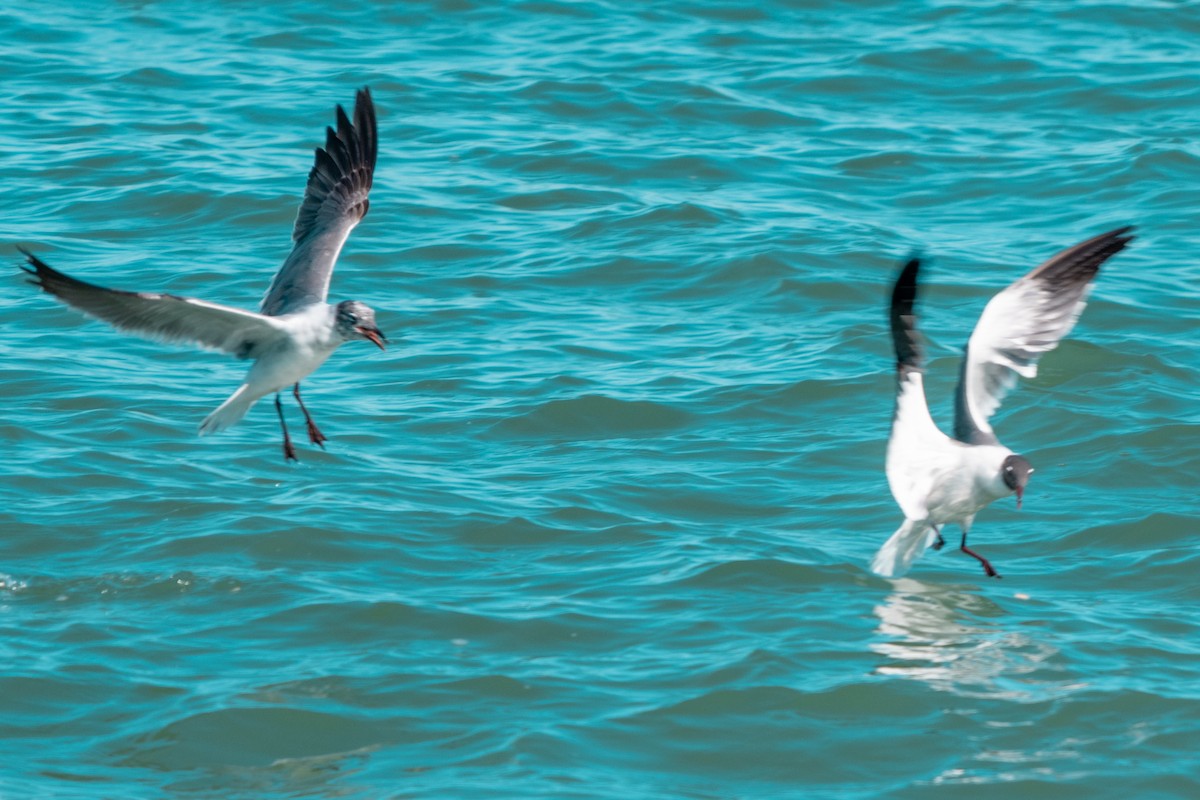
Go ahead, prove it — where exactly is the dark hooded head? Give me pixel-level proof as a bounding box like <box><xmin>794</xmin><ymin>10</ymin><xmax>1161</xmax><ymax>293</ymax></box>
<box><xmin>335</xmin><ymin>300</ymin><xmax>387</xmax><ymax>350</ymax></box>
<box><xmin>1001</xmin><ymin>454</ymin><xmax>1034</xmax><ymax>509</ymax></box>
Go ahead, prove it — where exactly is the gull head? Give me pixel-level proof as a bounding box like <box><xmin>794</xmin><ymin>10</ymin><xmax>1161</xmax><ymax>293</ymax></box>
<box><xmin>335</xmin><ymin>300</ymin><xmax>387</xmax><ymax>350</ymax></box>
<box><xmin>1001</xmin><ymin>454</ymin><xmax>1034</xmax><ymax>509</ymax></box>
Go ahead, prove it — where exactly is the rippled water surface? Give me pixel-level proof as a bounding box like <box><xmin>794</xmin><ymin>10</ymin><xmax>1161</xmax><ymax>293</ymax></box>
<box><xmin>2</xmin><ymin>1</ymin><xmax>1198</xmax><ymax>797</ymax></box>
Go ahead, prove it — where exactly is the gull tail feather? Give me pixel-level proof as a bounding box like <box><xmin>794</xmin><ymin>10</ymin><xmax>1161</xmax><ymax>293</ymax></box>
<box><xmin>199</xmin><ymin>384</ymin><xmax>258</xmax><ymax>436</ymax></box>
<box><xmin>871</xmin><ymin>519</ymin><xmax>938</xmax><ymax>578</ymax></box>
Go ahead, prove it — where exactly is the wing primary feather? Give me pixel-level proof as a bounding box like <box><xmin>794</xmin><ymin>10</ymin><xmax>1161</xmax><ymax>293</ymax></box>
<box><xmin>355</xmin><ymin>87</ymin><xmax>377</xmax><ymax>174</ymax></box>
<box><xmin>890</xmin><ymin>256</ymin><xmax>924</xmax><ymax>375</ymax></box>
<box><xmin>336</xmin><ymin>104</ymin><xmax>357</xmax><ymax>164</ymax></box>
<box><xmin>22</xmin><ymin>246</ymin><xmax>150</xmax><ymax>304</ymax></box>
<box><xmin>1025</xmin><ymin>225</ymin><xmax>1135</xmax><ymax>289</ymax></box>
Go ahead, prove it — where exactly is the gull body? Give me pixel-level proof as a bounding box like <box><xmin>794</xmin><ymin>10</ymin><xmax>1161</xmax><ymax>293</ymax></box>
<box><xmin>21</xmin><ymin>88</ymin><xmax>385</xmax><ymax>461</ymax></box>
<box><xmin>872</xmin><ymin>227</ymin><xmax>1135</xmax><ymax>579</ymax></box>
<box><xmin>199</xmin><ymin>301</ymin><xmax>370</xmax><ymax>435</ymax></box>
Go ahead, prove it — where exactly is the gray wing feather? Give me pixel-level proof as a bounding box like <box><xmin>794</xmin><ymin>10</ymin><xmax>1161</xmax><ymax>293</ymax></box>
<box><xmin>21</xmin><ymin>250</ymin><xmax>286</xmax><ymax>359</ymax></box>
<box><xmin>953</xmin><ymin>226</ymin><xmax>1135</xmax><ymax>444</ymax></box>
<box><xmin>260</xmin><ymin>87</ymin><xmax>377</xmax><ymax>316</ymax></box>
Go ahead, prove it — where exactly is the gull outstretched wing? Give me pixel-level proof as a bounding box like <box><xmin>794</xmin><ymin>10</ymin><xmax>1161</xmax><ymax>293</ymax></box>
<box><xmin>22</xmin><ymin>249</ymin><xmax>286</xmax><ymax>359</ymax></box>
<box><xmin>953</xmin><ymin>226</ymin><xmax>1134</xmax><ymax>445</ymax></box>
<box><xmin>260</xmin><ymin>87</ymin><xmax>377</xmax><ymax>316</ymax></box>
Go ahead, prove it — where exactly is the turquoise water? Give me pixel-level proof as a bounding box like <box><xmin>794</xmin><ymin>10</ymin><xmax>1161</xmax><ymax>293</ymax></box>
<box><xmin>2</xmin><ymin>1</ymin><xmax>1198</xmax><ymax>797</ymax></box>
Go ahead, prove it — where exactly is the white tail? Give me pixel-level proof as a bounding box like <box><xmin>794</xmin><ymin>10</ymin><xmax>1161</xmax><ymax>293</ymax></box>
<box><xmin>199</xmin><ymin>384</ymin><xmax>258</xmax><ymax>436</ymax></box>
<box><xmin>871</xmin><ymin>519</ymin><xmax>938</xmax><ymax>578</ymax></box>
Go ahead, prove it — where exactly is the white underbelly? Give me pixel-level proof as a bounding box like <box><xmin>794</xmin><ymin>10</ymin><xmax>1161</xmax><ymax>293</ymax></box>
<box><xmin>923</xmin><ymin>448</ymin><xmax>1013</xmax><ymax>524</ymax></box>
<box><xmin>247</xmin><ymin>346</ymin><xmax>335</xmax><ymax>394</ymax></box>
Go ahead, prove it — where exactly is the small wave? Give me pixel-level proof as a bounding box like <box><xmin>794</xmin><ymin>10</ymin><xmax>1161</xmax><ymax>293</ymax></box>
<box><xmin>490</xmin><ymin>394</ymin><xmax>692</xmax><ymax>440</ymax></box>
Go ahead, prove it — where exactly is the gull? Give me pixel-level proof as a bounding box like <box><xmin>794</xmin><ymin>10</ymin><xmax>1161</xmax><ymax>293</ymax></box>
<box><xmin>872</xmin><ymin>226</ymin><xmax>1135</xmax><ymax>579</ymax></box>
<box><xmin>20</xmin><ymin>87</ymin><xmax>386</xmax><ymax>462</ymax></box>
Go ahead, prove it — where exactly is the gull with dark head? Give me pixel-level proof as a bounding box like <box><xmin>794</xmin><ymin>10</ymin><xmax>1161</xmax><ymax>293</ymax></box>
<box><xmin>20</xmin><ymin>87</ymin><xmax>385</xmax><ymax>462</ymax></box>
<box><xmin>873</xmin><ymin>226</ymin><xmax>1135</xmax><ymax>579</ymax></box>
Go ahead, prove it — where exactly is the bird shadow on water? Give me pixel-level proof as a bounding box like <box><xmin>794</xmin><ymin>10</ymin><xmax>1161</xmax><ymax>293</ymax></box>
<box><xmin>869</xmin><ymin>578</ymin><xmax>1069</xmax><ymax>702</ymax></box>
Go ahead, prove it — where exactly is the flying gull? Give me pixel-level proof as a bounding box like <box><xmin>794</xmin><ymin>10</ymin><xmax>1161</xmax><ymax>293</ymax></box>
<box><xmin>873</xmin><ymin>226</ymin><xmax>1135</xmax><ymax>578</ymax></box>
<box><xmin>20</xmin><ymin>87</ymin><xmax>385</xmax><ymax>462</ymax></box>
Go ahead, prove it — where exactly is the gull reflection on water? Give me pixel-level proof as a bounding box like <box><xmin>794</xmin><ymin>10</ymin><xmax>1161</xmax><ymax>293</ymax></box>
<box><xmin>871</xmin><ymin>578</ymin><xmax>1065</xmax><ymax>699</ymax></box>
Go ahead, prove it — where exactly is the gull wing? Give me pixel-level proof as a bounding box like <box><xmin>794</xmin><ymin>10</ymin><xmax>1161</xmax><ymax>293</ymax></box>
<box><xmin>953</xmin><ymin>226</ymin><xmax>1134</xmax><ymax>445</ymax></box>
<box><xmin>260</xmin><ymin>87</ymin><xmax>377</xmax><ymax>316</ymax></box>
<box><xmin>21</xmin><ymin>249</ymin><xmax>287</xmax><ymax>359</ymax></box>
<box><xmin>886</xmin><ymin>258</ymin><xmax>958</xmax><ymax>520</ymax></box>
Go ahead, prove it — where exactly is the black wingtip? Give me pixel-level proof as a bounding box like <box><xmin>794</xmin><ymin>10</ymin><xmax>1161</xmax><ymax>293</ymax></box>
<box><xmin>1029</xmin><ymin>225</ymin><xmax>1136</xmax><ymax>287</ymax></box>
<box><xmin>1094</xmin><ymin>224</ymin><xmax>1136</xmax><ymax>253</ymax></box>
<box><xmin>287</xmin><ymin>86</ymin><xmax>379</xmax><ymax>246</ymax></box>
<box><xmin>16</xmin><ymin>246</ymin><xmax>45</xmax><ymax>282</ymax></box>
<box><xmin>1109</xmin><ymin>224</ymin><xmax>1136</xmax><ymax>255</ymax></box>
<box><xmin>354</xmin><ymin>87</ymin><xmax>374</xmax><ymax>130</ymax></box>
<box><xmin>890</xmin><ymin>255</ymin><xmax>924</xmax><ymax>373</ymax></box>
<box><xmin>16</xmin><ymin>247</ymin><xmax>72</xmax><ymax>297</ymax></box>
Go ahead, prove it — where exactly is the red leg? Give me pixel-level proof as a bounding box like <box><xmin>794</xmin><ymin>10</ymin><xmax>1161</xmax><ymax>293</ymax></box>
<box><xmin>275</xmin><ymin>393</ymin><xmax>298</xmax><ymax>462</ymax></box>
<box><xmin>293</xmin><ymin>383</ymin><xmax>327</xmax><ymax>448</ymax></box>
<box><xmin>961</xmin><ymin>532</ymin><xmax>1000</xmax><ymax>578</ymax></box>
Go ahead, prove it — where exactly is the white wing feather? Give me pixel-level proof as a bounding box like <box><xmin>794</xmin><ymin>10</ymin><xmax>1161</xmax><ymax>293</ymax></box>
<box><xmin>954</xmin><ymin>226</ymin><xmax>1134</xmax><ymax>444</ymax></box>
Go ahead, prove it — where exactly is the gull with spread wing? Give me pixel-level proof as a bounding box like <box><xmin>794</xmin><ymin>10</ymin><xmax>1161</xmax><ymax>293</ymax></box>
<box><xmin>20</xmin><ymin>87</ymin><xmax>385</xmax><ymax>462</ymax></box>
<box><xmin>872</xmin><ymin>226</ymin><xmax>1134</xmax><ymax>579</ymax></box>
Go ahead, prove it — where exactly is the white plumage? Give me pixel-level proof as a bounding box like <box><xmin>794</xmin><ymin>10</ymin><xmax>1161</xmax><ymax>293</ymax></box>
<box><xmin>874</xmin><ymin>227</ymin><xmax>1134</xmax><ymax>578</ymax></box>
<box><xmin>22</xmin><ymin>88</ymin><xmax>386</xmax><ymax>462</ymax></box>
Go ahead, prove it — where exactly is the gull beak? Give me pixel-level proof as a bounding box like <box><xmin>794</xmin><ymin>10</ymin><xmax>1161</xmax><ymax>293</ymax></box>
<box><xmin>1015</xmin><ymin>486</ymin><xmax>1024</xmax><ymax>510</ymax></box>
<box><xmin>358</xmin><ymin>326</ymin><xmax>387</xmax><ymax>350</ymax></box>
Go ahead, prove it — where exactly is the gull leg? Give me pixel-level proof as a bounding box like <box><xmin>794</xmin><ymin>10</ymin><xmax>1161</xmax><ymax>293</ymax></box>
<box><xmin>293</xmin><ymin>383</ymin><xmax>327</xmax><ymax>448</ymax></box>
<box><xmin>960</xmin><ymin>531</ymin><xmax>999</xmax><ymax>578</ymax></box>
<box><xmin>931</xmin><ymin>526</ymin><xmax>946</xmax><ymax>551</ymax></box>
<box><xmin>276</xmin><ymin>393</ymin><xmax>298</xmax><ymax>462</ymax></box>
